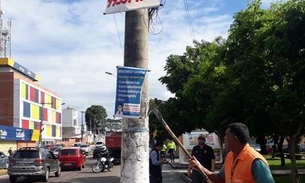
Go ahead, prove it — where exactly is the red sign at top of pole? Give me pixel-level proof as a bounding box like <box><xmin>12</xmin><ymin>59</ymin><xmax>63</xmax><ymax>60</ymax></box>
<box><xmin>104</xmin><ymin>0</ymin><xmax>160</xmax><ymax>15</ymax></box>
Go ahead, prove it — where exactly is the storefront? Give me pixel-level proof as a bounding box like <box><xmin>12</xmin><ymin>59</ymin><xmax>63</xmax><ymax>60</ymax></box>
<box><xmin>0</xmin><ymin>125</ymin><xmax>39</xmax><ymax>155</ymax></box>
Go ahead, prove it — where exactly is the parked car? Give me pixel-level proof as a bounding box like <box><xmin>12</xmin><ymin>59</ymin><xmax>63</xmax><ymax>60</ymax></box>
<box><xmin>80</xmin><ymin>144</ymin><xmax>91</xmax><ymax>154</ymax></box>
<box><xmin>58</xmin><ymin>147</ymin><xmax>85</xmax><ymax>171</ymax></box>
<box><xmin>96</xmin><ymin>141</ymin><xmax>105</xmax><ymax>146</ymax></box>
<box><xmin>50</xmin><ymin>147</ymin><xmax>62</xmax><ymax>156</ymax></box>
<box><xmin>0</xmin><ymin>151</ymin><xmax>9</xmax><ymax>169</ymax></box>
<box><xmin>93</xmin><ymin>145</ymin><xmax>107</xmax><ymax>159</ymax></box>
<box><xmin>72</xmin><ymin>143</ymin><xmax>82</xmax><ymax>147</ymax></box>
<box><xmin>44</xmin><ymin>144</ymin><xmax>55</xmax><ymax>150</ymax></box>
<box><xmin>7</xmin><ymin>147</ymin><xmax>61</xmax><ymax>182</ymax></box>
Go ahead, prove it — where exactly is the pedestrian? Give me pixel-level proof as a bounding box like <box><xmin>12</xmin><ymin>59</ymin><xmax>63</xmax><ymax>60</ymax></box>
<box><xmin>8</xmin><ymin>147</ymin><xmax>13</xmax><ymax>156</ymax></box>
<box><xmin>166</xmin><ymin>138</ymin><xmax>176</xmax><ymax>161</ymax></box>
<box><xmin>160</xmin><ymin>143</ymin><xmax>167</xmax><ymax>158</ymax></box>
<box><xmin>189</xmin><ymin>122</ymin><xmax>275</xmax><ymax>183</ymax></box>
<box><xmin>188</xmin><ymin>135</ymin><xmax>215</xmax><ymax>183</ymax></box>
<box><xmin>149</xmin><ymin>141</ymin><xmax>168</xmax><ymax>183</ymax></box>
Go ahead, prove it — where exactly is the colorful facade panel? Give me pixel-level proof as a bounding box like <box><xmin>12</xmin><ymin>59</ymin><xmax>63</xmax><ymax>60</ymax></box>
<box><xmin>19</xmin><ymin>80</ymin><xmax>62</xmax><ymax>140</ymax></box>
<box><xmin>31</xmin><ymin>104</ymin><xmax>40</xmax><ymax>120</ymax></box>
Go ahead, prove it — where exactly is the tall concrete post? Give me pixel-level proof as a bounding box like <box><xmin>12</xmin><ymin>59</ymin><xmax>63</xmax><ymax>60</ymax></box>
<box><xmin>121</xmin><ymin>9</ymin><xmax>150</xmax><ymax>183</ymax></box>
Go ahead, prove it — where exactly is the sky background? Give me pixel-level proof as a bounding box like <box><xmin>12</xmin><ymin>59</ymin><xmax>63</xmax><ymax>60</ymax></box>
<box><xmin>1</xmin><ymin>0</ymin><xmax>284</xmax><ymax>118</ymax></box>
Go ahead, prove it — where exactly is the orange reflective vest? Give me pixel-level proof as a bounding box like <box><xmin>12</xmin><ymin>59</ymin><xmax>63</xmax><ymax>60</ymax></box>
<box><xmin>224</xmin><ymin>144</ymin><xmax>269</xmax><ymax>183</ymax></box>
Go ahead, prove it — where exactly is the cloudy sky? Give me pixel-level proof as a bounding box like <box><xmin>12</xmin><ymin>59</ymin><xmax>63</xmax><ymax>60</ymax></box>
<box><xmin>1</xmin><ymin>0</ymin><xmax>282</xmax><ymax>118</ymax></box>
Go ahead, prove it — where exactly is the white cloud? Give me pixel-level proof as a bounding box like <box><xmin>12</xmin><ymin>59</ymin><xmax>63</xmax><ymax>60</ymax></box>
<box><xmin>2</xmin><ymin>0</ymin><xmax>250</xmax><ymax>117</ymax></box>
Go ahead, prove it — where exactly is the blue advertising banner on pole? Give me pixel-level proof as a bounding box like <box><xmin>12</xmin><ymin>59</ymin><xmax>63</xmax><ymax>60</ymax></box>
<box><xmin>114</xmin><ymin>66</ymin><xmax>148</xmax><ymax>118</ymax></box>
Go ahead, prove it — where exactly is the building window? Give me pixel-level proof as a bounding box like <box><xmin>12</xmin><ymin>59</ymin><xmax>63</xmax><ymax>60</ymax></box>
<box><xmin>23</xmin><ymin>102</ymin><xmax>31</xmax><ymax>118</ymax></box>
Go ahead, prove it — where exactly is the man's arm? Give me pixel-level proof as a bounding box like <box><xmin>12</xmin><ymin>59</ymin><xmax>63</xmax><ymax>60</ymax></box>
<box><xmin>210</xmin><ymin>146</ymin><xmax>216</xmax><ymax>172</ymax></box>
<box><xmin>188</xmin><ymin>147</ymin><xmax>195</xmax><ymax>177</ymax></box>
<box><xmin>189</xmin><ymin>157</ymin><xmax>224</xmax><ymax>183</ymax></box>
<box><xmin>211</xmin><ymin>159</ymin><xmax>215</xmax><ymax>172</ymax></box>
<box><xmin>252</xmin><ymin>159</ymin><xmax>275</xmax><ymax>183</ymax></box>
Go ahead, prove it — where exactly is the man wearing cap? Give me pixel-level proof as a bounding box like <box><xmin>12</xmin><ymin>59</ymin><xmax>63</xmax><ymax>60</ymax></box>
<box><xmin>189</xmin><ymin>122</ymin><xmax>275</xmax><ymax>183</ymax></box>
<box><xmin>149</xmin><ymin>141</ymin><xmax>168</xmax><ymax>183</ymax></box>
<box><xmin>188</xmin><ymin>134</ymin><xmax>215</xmax><ymax>183</ymax></box>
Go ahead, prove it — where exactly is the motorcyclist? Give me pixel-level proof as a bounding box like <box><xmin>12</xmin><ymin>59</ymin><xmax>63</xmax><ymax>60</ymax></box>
<box><xmin>97</xmin><ymin>146</ymin><xmax>109</xmax><ymax>158</ymax></box>
<box><xmin>97</xmin><ymin>146</ymin><xmax>111</xmax><ymax>167</ymax></box>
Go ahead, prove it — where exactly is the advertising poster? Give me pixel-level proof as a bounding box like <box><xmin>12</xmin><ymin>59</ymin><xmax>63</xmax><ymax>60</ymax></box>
<box><xmin>179</xmin><ymin>131</ymin><xmax>223</xmax><ymax>164</ymax></box>
<box><xmin>114</xmin><ymin>66</ymin><xmax>148</xmax><ymax>119</ymax></box>
<box><xmin>0</xmin><ymin>125</ymin><xmax>35</xmax><ymax>141</ymax></box>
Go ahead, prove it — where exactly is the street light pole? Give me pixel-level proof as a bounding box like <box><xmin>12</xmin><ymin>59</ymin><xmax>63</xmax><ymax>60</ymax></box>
<box><xmin>80</xmin><ymin>111</ymin><xmax>85</xmax><ymax>143</ymax></box>
<box><xmin>39</xmin><ymin>102</ymin><xmax>65</xmax><ymax>147</ymax></box>
<box><xmin>105</xmin><ymin>71</ymin><xmax>117</xmax><ymax>78</ymax></box>
<box><xmin>39</xmin><ymin>102</ymin><xmax>51</xmax><ymax>147</ymax></box>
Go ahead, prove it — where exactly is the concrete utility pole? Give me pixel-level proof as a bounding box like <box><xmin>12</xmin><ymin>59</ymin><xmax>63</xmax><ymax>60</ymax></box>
<box><xmin>121</xmin><ymin>9</ymin><xmax>150</xmax><ymax>183</ymax></box>
<box><xmin>80</xmin><ymin>111</ymin><xmax>85</xmax><ymax>143</ymax></box>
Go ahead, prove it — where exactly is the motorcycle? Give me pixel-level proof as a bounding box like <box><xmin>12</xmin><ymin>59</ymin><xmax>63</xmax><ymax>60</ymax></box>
<box><xmin>91</xmin><ymin>156</ymin><xmax>114</xmax><ymax>173</ymax></box>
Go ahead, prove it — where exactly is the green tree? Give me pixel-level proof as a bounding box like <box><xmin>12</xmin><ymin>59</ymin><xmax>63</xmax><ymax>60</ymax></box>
<box><xmin>216</xmin><ymin>1</ymin><xmax>305</xmax><ymax>182</ymax></box>
<box><xmin>85</xmin><ymin>105</ymin><xmax>107</xmax><ymax>135</ymax></box>
<box><xmin>159</xmin><ymin>39</ymin><xmax>226</xmax><ymax>134</ymax></box>
<box><xmin>158</xmin><ymin>1</ymin><xmax>305</xmax><ymax>182</ymax></box>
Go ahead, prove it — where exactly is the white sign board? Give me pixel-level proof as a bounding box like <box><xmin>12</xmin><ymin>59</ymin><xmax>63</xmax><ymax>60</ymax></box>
<box><xmin>105</xmin><ymin>0</ymin><xmax>160</xmax><ymax>15</ymax></box>
<box><xmin>179</xmin><ymin>131</ymin><xmax>223</xmax><ymax>164</ymax></box>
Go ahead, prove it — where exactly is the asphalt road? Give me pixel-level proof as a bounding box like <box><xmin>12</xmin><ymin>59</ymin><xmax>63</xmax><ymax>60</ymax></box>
<box><xmin>0</xmin><ymin>156</ymin><xmax>121</xmax><ymax>183</ymax></box>
<box><xmin>0</xmin><ymin>156</ymin><xmax>188</xmax><ymax>183</ymax></box>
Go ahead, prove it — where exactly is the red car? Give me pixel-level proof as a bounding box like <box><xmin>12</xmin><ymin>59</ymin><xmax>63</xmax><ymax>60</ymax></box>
<box><xmin>58</xmin><ymin>147</ymin><xmax>86</xmax><ymax>171</ymax></box>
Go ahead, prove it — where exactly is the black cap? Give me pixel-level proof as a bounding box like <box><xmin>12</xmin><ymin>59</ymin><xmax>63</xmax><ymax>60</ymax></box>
<box><xmin>155</xmin><ymin>141</ymin><xmax>164</xmax><ymax>147</ymax></box>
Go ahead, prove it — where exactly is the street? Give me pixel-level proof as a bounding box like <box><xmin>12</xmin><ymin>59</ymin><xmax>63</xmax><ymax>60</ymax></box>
<box><xmin>0</xmin><ymin>155</ymin><xmax>188</xmax><ymax>183</ymax></box>
<box><xmin>0</xmin><ymin>156</ymin><xmax>121</xmax><ymax>183</ymax></box>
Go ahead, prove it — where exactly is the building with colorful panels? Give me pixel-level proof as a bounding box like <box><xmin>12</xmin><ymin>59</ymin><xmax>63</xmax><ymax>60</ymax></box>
<box><xmin>0</xmin><ymin>58</ymin><xmax>63</xmax><ymax>152</ymax></box>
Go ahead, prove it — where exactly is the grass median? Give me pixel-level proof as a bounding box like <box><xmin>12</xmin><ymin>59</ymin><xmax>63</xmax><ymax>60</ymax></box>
<box><xmin>265</xmin><ymin>154</ymin><xmax>305</xmax><ymax>183</ymax></box>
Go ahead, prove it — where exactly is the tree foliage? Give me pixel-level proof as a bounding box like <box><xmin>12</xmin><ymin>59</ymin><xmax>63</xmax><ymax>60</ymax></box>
<box><xmin>158</xmin><ymin>0</ymin><xmax>305</xmax><ymax>182</ymax></box>
<box><xmin>85</xmin><ymin>105</ymin><xmax>107</xmax><ymax>134</ymax></box>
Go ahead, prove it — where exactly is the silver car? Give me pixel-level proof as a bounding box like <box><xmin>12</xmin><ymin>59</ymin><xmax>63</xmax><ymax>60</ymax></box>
<box><xmin>7</xmin><ymin>147</ymin><xmax>61</xmax><ymax>183</ymax></box>
<box><xmin>0</xmin><ymin>151</ymin><xmax>9</xmax><ymax>169</ymax></box>
<box><xmin>80</xmin><ymin>144</ymin><xmax>91</xmax><ymax>154</ymax></box>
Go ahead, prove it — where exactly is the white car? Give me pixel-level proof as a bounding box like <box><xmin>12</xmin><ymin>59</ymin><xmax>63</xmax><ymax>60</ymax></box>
<box><xmin>80</xmin><ymin>144</ymin><xmax>91</xmax><ymax>154</ymax></box>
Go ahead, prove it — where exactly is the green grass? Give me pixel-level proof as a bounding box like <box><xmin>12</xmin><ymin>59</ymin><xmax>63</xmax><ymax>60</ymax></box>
<box><xmin>274</xmin><ymin>175</ymin><xmax>305</xmax><ymax>183</ymax></box>
<box><xmin>264</xmin><ymin>155</ymin><xmax>305</xmax><ymax>183</ymax></box>
<box><xmin>264</xmin><ymin>155</ymin><xmax>305</xmax><ymax>168</ymax></box>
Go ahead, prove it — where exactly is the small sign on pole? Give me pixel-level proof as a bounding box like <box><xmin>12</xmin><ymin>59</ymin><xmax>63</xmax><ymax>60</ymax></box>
<box><xmin>114</xmin><ymin>66</ymin><xmax>148</xmax><ymax>118</ymax></box>
<box><xmin>104</xmin><ymin>0</ymin><xmax>160</xmax><ymax>15</ymax></box>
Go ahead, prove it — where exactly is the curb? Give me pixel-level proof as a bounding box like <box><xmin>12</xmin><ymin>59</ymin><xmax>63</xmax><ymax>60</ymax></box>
<box><xmin>180</xmin><ymin>172</ymin><xmax>191</xmax><ymax>183</ymax></box>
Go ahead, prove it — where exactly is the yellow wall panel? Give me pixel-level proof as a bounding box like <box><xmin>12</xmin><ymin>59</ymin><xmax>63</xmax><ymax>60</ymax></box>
<box><xmin>51</xmin><ymin>112</ymin><xmax>55</xmax><ymax>123</ymax></box>
<box><xmin>56</xmin><ymin>126</ymin><xmax>60</xmax><ymax>138</ymax></box>
<box><xmin>31</xmin><ymin>104</ymin><xmax>40</xmax><ymax>120</ymax></box>
<box><xmin>29</xmin><ymin>121</ymin><xmax>34</xmax><ymax>129</ymax></box>
<box><xmin>46</xmin><ymin>124</ymin><xmax>51</xmax><ymax>137</ymax></box>
<box><xmin>21</xmin><ymin>83</ymin><xmax>26</xmax><ymax>99</ymax></box>
<box><xmin>46</xmin><ymin>94</ymin><xmax>52</xmax><ymax>106</ymax></box>
<box><xmin>31</xmin><ymin>130</ymin><xmax>40</xmax><ymax>141</ymax></box>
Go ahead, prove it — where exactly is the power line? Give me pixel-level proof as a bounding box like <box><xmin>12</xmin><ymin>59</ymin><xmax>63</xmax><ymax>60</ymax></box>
<box><xmin>113</xmin><ymin>14</ymin><xmax>123</xmax><ymax>56</ymax></box>
<box><xmin>183</xmin><ymin>0</ymin><xmax>196</xmax><ymax>42</ymax></box>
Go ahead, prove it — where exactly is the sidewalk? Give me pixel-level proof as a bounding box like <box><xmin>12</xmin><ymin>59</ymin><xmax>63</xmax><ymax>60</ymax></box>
<box><xmin>162</xmin><ymin>163</ymin><xmax>188</xmax><ymax>183</ymax></box>
<box><xmin>168</xmin><ymin>162</ymin><xmax>305</xmax><ymax>176</ymax></box>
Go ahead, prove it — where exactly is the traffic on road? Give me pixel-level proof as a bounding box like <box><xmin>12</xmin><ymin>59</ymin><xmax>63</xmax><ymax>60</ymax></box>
<box><xmin>0</xmin><ymin>155</ymin><xmax>120</xmax><ymax>183</ymax></box>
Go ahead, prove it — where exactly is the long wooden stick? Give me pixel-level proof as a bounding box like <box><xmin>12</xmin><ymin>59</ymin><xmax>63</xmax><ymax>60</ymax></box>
<box><xmin>148</xmin><ymin>105</ymin><xmax>212</xmax><ymax>183</ymax></box>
